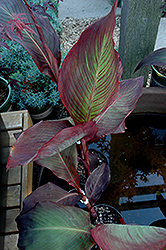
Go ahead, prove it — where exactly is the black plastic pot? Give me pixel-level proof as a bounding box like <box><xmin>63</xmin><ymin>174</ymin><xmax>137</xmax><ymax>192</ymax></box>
<box><xmin>29</xmin><ymin>104</ymin><xmax>54</xmax><ymax>121</ymax></box>
<box><xmin>90</xmin><ymin>204</ymin><xmax>125</xmax><ymax>250</ymax></box>
<box><xmin>91</xmin><ymin>204</ymin><xmax>125</xmax><ymax>226</ymax></box>
<box><xmin>150</xmin><ymin>65</ymin><xmax>166</xmax><ymax>87</ymax></box>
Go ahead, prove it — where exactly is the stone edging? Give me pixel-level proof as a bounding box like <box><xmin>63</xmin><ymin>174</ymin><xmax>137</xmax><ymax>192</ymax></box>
<box><xmin>133</xmin><ymin>87</ymin><xmax>166</xmax><ymax>114</ymax></box>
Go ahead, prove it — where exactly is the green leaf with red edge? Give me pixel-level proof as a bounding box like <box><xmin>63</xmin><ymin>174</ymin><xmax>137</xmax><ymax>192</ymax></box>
<box><xmin>135</xmin><ymin>48</ymin><xmax>166</xmax><ymax>72</ymax></box>
<box><xmin>36</xmin><ymin>144</ymin><xmax>81</xmax><ymax>191</ymax></box>
<box><xmin>91</xmin><ymin>224</ymin><xmax>166</xmax><ymax>250</ymax></box>
<box><xmin>34</xmin><ymin>121</ymin><xmax>97</xmax><ymax>160</ymax></box>
<box><xmin>58</xmin><ymin>0</ymin><xmax>122</xmax><ymax>125</ymax></box>
<box><xmin>16</xmin><ymin>202</ymin><xmax>95</xmax><ymax>250</ymax></box>
<box><xmin>7</xmin><ymin>118</ymin><xmax>73</xmax><ymax>170</ymax></box>
<box><xmin>94</xmin><ymin>76</ymin><xmax>144</xmax><ymax>138</ymax></box>
<box><xmin>0</xmin><ymin>0</ymin><xmax>60</xmax><ymax>83</ymax></box>
<box><xmin>85</xmin><ymin>163</ymin><xmax>110</xmax><ymax>204</ymax></box>
<box><xmin>21</xmin><ymin>182</ymin><xmax>81</xmax><ymax>214</ymax></box>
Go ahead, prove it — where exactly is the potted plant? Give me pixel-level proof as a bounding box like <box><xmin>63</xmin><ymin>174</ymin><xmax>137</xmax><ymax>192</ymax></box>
<box><xmin>0</xmin><ymin>0</ymin><xmax>62</xmax><ymax>119</ymax></box>
<box><xmin>0</xmin><ymin>76</ymin><xmax>11</xmax><ymax>112</ymax></box>
<box><xmin>135</xmin><ymin>2</ymin><xmax>166</xmax><ymax>87</ymax></box>
<box><xmin>151</xmin><ymin>65</ymin><xmax>166</xmax><ymax>87</ymax></box>
<box><xmin>1</xmin><ymin>0</ymin><xmax>166</xmax><ymax>249</ymax></box>
<box><xmin>0</xmin><ymin>42</ymin><xmax>61</xmax><ymax>119</ymax></box>
<box><xmin>135</xmin><ymin>47</ymin><xmax>166</xmax><ymax>87</ymax></box>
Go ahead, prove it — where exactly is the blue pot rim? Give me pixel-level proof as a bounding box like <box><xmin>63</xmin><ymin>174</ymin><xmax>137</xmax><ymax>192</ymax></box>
<box><xmin>0</xmin><ymin>77</ymin><xmax>11</xmax><ymax>109</ymax></box>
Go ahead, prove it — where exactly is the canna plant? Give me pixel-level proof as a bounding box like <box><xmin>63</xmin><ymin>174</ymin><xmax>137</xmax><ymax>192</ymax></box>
<box><xmin>1</xmin><ymin>0</ymin><xmax>166</xmax><ymax>249</ymax></box>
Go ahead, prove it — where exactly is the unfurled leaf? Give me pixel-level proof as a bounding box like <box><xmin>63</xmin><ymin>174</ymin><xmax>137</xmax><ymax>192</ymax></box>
<box><xmin>7</xmin><ymin>12</ymin><xmax>37</xmax><ymax>37</ymax></box>
<box><xmin>0</xmin><ymin>0</ymin><xmax>60</xmax><ymax>83</ymax></box>
<box><xmin>91</xmin><ymin>224</ymin><xmax>166</xmax><ymax>250</ymax></box>
<box><xmin>34</xmin><ymin>121</ymin><xmax>97</xmax><ymax>160</ymax></box>
<box><xmin>7</xmin><ymin>119</ymin><xmax>72</xmax><ymax>170</ymax></box>
<box><xmin>135</xmin><ymin>48</ymin><xmax>166</xmax><ymax>72</ymax></box>
<box><xmin>17</xmin><ymin>202</ymin><xmax>95</xmax><ymax>250</ymax></box>
<box><xmin>36</xmin><ymin>144</ymin><xmax>80</xmax><ymax>191</ymax></box>
<box><xmin>58</xmin><ymin>0</ymin><xmax>122</xmax><ymax>125</ymax></box>
<box><xmin>94</xmin><ymin>76</ymin><xmax>144</xmax><ymax>137</ymax></box>
<box><xmin>85</xmin><ymin>163</ymin><xmax>110</xmax><ymax>204</ymax></box>
<box><xmin>21</xmin><ymin>182</ymin><xmax>81</xmax><ymax>214</ymax></box>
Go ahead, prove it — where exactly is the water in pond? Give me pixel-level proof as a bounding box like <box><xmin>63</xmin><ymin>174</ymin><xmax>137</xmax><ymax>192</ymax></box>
<box><xmin>89</xmin><ymin>114</ymin><xmax>166</xmax><ymax>226</ymax></box>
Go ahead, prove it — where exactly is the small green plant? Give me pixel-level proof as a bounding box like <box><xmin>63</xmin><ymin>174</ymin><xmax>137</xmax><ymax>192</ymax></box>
<box><xmin>0</xmin><ymin>42</ymin><xmax>60</xmax><ymax>110</ymax></box>
<box><xmin>162</xmin><ymin>0</ymin><xmax>166</xmax><ymax>17</ymax></box>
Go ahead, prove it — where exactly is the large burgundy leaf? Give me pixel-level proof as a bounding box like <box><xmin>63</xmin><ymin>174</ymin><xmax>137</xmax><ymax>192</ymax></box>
<box><xmin>135</xmin><ymin>48</ymin><xmax>166</xmax><ymax>72</ymax></box>
<box><xmin>0</xmin><ymin>0</ymin><xmax>60</xmax><ymax>83</ymax></box>
<box><xmin>58</xmin><ymin>0</ymin><xmax>122</xmax><ymax>125</ymax></box>
<box><xmin>85</xmin><ymin>163</ymin><xmax>110</xmax><ymax>204</ymax></box>
<box><xmin>36</xmin><ymin>144</ymin><xmax>81</xmax><ymax>191</ymax></box>
<box><xmin>7</xmin><ymin>119</ymin><xmax>72</xmax><ymax>170</ymax></box>
<box><xmin>17</xmin><ymin>202</ymin><xmax>95</xmax><ymax>250</ymax></box>
<box><xmin>34</xmin><ymin>121</ymin><xmax>97</xmax><ymax>160</ymax></box>
<box><xmin>21</xmin><ymin>182</ymin><xmax>81</xmax><ymax>214</ymax></box>
<box><xmin>91</xmin><ymin>224</ymin><xmax>166</xmax><ymax>250</ymax></box>
<box><xmin>94</xmin><ymin>76</ymin><xmax>144</xmax><ymax>138</ymax></box>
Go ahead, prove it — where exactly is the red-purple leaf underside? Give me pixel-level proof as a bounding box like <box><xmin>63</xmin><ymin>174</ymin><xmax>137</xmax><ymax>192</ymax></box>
<box><xmin>91</xmin><ymin>224</ymin><xmax>166</xmax><ymax>250</ymax></box>
<box><xmin>34</xmin><ymin>121</ymin><xmax>97</xmax><ymax>160</ymax></box>
<box><xmin>85</xmin><ymin>163</ymin><xmax>110</xmax><ymax>204</ymax></box>
<box><xmin>7</xmin><ymin>119</ymin><xmax>72</xmax><ymax>170</ymax></box>
<box><xmin>21</xmin><ymin>182</ymin><xmax>81</xmax><ymax>214</ymax></box>
<box><xmin>0</xmin><ymin>0</ymin><xmax>60</xmax><ymax>83</ymax></box>
<box><xmin>36</xmin><ymin>144</ymin><xmax>80</xmax><ymax>191</ymax></box>
<box><xmin>58</xmin><ymin>0</ymin><xmax>122</xmax><ymax>125</ymax></box>
<box><xmin>135</xmin><ymin>48</ymin><xmax>166</xmax><ymax>72</ymax></box>
<box><xmin>94</xmin><ymin>76</ymin><xmax>144</xmax><ymax>137</ymax></box>
<box><xmin>89</xmin><ymin>151</ymin><xmax>99</xmax><ymax>172</ymax></box>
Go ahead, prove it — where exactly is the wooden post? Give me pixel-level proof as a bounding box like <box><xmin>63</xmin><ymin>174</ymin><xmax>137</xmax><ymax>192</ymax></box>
<box><xmin>119</xmin><ymin>0</ymin><xmax>162</xmax><ymax>85</ymax></box>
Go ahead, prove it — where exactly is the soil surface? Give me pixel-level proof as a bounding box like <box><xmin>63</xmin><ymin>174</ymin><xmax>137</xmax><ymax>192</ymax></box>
<box><xmin>155</xmin><ymin>66</ymin><xmax>166</xmax><ymax>77</ymax></box>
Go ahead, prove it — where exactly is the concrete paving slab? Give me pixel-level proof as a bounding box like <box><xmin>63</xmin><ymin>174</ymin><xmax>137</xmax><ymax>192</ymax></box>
<box><xmin>155</xmin><ymin>17</ymin><xmax>166</xmax><ymax>50</ymax></box>
<box><xmin>59</xmin><ymin>0</ymin><xmax>165</xmax><ymax>52</ymax></box>
<box><xmin>58</xmin><ymin>0</ymin><xmax>121</xmax><ymax>19</ymax></box>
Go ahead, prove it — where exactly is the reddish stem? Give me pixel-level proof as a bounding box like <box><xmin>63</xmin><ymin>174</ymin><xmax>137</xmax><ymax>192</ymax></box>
<box><xmin>81</xmin><ymin>139</ymin><xmax>90</xmax><ymax>176</ymax></box>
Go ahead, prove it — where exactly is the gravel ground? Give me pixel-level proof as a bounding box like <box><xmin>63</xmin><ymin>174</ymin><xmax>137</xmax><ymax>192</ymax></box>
<box><xmin>59</xmin><ymin>16</ymin><xmax>151</xmax><ymax>86</ymax></box>
<box><xmin>60</xmin><ymin>15</ymin><xmax>121</xmax><ymax>54</ymax></box>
